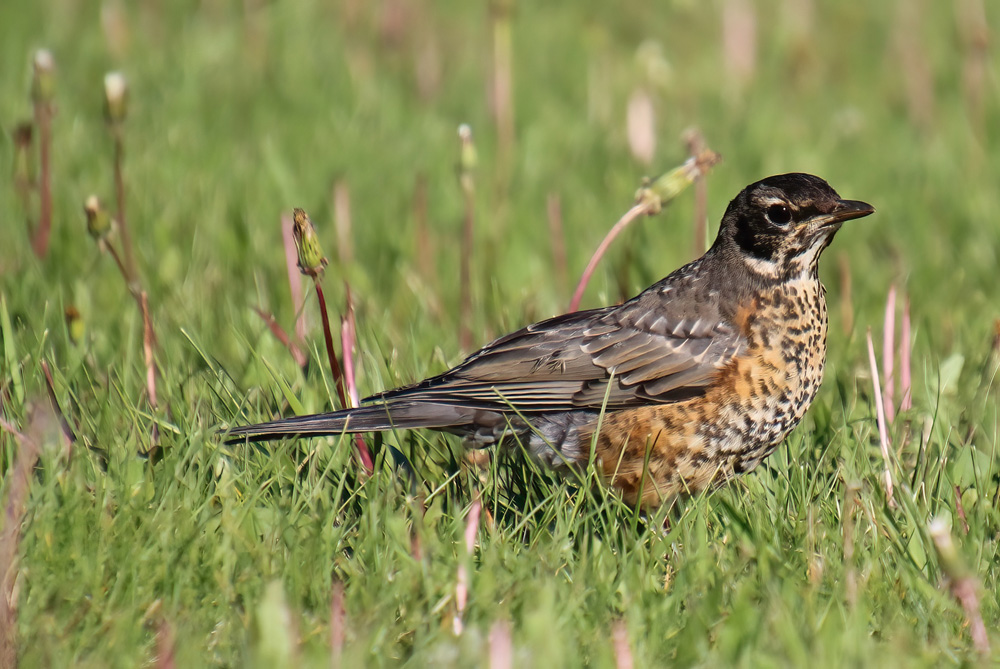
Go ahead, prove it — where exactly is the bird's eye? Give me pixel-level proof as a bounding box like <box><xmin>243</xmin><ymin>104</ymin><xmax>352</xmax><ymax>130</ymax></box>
<box><xmin>766</xmin><ymin>204</ymin><xmax>792</xmax><ymax>226</ymax></box>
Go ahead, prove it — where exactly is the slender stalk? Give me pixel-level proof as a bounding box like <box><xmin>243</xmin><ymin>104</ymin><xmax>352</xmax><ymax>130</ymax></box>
<box><xmin>956</xmin><ymin>0</ymin><xmax>988</xmax><ymax>136</ymax></box>
<box><xmin>453</xmin><ymin>495</ymin><xmax>482</xmax><ymax>636</ymax></box>
<box><xmin>332</xmin><ymin>180</ymin><xmax>353</xmax><ymax>267</ymax></box>
<box><xmin>313</xmin><ymin>280</ymin><xmax>348</xmax><ymax>410</ymax></box>
<box><xmin>928</xmin><ymin>518</ymin><xmax>990</xmax><ymax>655</ymax></box>
<box><xmin>569</xmin><ymin>146</ymin><xmax>721</xmax><ymax>312</ymax></box>
<box><xmin>866</xmin><ymin>328</ymin><xmax>895</xmax><ymax>507</ymax></box>
<box><xmin>457</xmin><ymin>125</ymin><xmax>477</xmax><ymax>350</ymax></box>
<box><xmin>490</xmin><ymin>0</ymin><xmax>514</xmax><ymax>187</ymax></box>
<box><xmin>281</xmin><ymin>213</ymin><xmax>307</xmax><ymax>348</ymax></box>
<box><xmin>882</xmin><ymin>285</ymin><xmax>896</xmax><ymax>424</ymax></box>
<box><xmin>626</xmin><ymin>88</ymin><xmax>655</xmax><ymax>166</ymax></box>
<box><xmin>340</xmin><ymin>298</ymin><xmax>360</xmax><ymax>408</ymax></box>
<box><xmin>900</xmin><ymin>295</ymin><xmax>912</xmax><ymax>412</ymax></box>
<box><xmin>105</xmin><ymin>243</ymin><xmax>132</xmax><ymax>294</ymax></box>
<box><xmin>12</xmin><ymin>123</ymin><xmax>34</xmax><ymax>238</ymax></box>
<box><xmin>105</xmin><ymin>73</ymin><xmax>136</xmax><ymax>283</ymax></box>
<box><xmin>488</xmin><ymin>620</ymin><xmax>512</xmax><ymax>669</ymax></box>
<box><xmin>112</xmin><ymin>130</ymin><xmax>137</xmax><ymax>283</ymax></box>
<box><xmin>155</xmin><ymin>619</ymin><xmax>176</xmax><ymax>669</ymax></box>
<box><xmin>895</xmin><ymin>0</ymin><xmax>935</xmax><ymax>132</ymax></box>
<box><xmin>31</xmin><ymin>99</ymin><xmax>53</xmax><ymax>258</ymax></box>
<box><xmin>0</xmin><ymin>407</ymin><xmax>45</xmax><ymax>666</ymax></box>
<box><xmin>684</xmin><ymin>129</ymin><xmax>710</xmax><ymax>257</ymax></box>
<box><xmin>954</xmin><ymin>486</ymin><xmax>970</xmax><ymax>534</ymax></box>
<box><xmin>252</xmin><ymin>307</ymin><xmax>307</xmax><ymax>370</ymax></box>
<box><xmin>612</xmin><ymin>620</ymin><xmax>634</xmax><ymax>669</ymax></box>
<box><xmin>141</xmin><ymin>291</ymin><xmax>158</xmax><ymax>408</ymax></box>
<box><xmin>40</xmin><ymin>358</ymin><xmax>76</xmax><ymax>451</ymax></box>
<box><xmin>85</xmin><ymin>195</ymin><xmax>160</xmax><ymax>451</ymax></box>
<box><xmin>30</xmin><ymin>50</ymin><xmax>55</xmax><ymax>257</ymax></box>
<box><xmin>291</xmin><ymin>208</ymin><xmax>372</xmax><ymax>472</ymax></box>
<box><xmin>339</xmin><ymin>287</ymin><xmax>374</xmax><ymax>471</ymax></box>
<box><xmin>330</xmin><ymin>579</ymin><xmax>345</xmax><ymax>669</ymax></box>
<box><xmin>413</xmin><ymin>174</ymin><xmax>433</xmax><ymax>284</ymax></box>
<box><xmin>569</xmin><ymin>203</ymin><xmax>649</xmax><ymax>312</ymax></box>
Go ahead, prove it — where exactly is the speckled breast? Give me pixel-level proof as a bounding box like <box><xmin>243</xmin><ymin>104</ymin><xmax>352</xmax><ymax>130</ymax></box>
<box><xmin>712</xmin><ymin>275</ymin><xmax>829</xmax><ymax>476</ymax></box>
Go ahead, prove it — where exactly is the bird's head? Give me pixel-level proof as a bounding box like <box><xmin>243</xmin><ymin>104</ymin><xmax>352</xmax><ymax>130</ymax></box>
<box><xmin>718</xmin><ymin>173</ymin><xmax>874</xmax><ymax>278</ymax></box>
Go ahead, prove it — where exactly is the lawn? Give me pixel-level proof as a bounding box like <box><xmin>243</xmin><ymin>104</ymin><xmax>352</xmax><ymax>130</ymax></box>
<box><xmin>1</xmin><ymin>0</ymin><xmax>998</xmax><ymax>666</ymax></box>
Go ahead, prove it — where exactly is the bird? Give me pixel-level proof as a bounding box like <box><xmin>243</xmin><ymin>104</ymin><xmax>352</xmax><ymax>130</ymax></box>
<box><xmin>225</xmin><ymin>173</ymin><xmax>874</xmax><ymax>508</ymax></box>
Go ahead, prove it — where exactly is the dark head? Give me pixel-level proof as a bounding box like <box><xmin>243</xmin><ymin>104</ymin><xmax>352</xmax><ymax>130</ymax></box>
<box><xmin>716</xmin><ymin>173</ymin><xmax>874</xmax><ymax>276</ymax></box>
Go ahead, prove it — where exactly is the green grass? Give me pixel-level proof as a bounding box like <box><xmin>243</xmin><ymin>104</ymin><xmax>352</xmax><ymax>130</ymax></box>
<box><xmin>2</xmin><ymin>0</ymin><xmax>999</xmax><ymax>666</ymax></box>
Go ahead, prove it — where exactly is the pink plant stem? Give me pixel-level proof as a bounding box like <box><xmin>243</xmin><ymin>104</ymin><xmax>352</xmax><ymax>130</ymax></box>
<box><xmin>313</xmin><ymin>280</ymin><xmax>373</xmax><ymax>472</ymax></box>
<box><xmin>330</xmin><ymin>579</ymin><xmax>345</xmax><ymax>669</ymax></box>
<box><xmin>141</xmin><ymin>291</ymin><xmax>158</xmax><ymax>410</ymax></box>
<box><xmin>866</xmin><ymin>329</ymin><xmax>895</xmax><ymax>507</ymax></box>
<box><xmin>612</xmin><ymin>619</ymin><xmax>633</xmax><ymax>669</ymax></box>
<box><xmin>488</xmin><ymin>620</ymin><xmax>512</xmax><ymax>669</ymax></box>
<box><xmin>0</xmin><ymin>410</ymin><xmax>44</xmax><ymax>666</ymax></box>
<box><xmin>569</xmin><ymin>203</ymin><xmax>649</xmax><ymax>312</ymax></box>
<box><xmin>900</xmin><ymin>295</ymin><xmax>912</xmax><ymax>412</ymax></box>
<box><xmin>453</xmin><ymin>496</ymin><xmax>482</xmax><ymax>635</ymax></box>
<box><xmin>333</xmin><ymin>180</ymin><xmax>353</xmax><ymax>266</ymax></box>
<box><xmin>252</xmin><ymin>307</ymin><xmax>307</xmax><ymax>369</ymax></box>
<box><xmin>490</xmin><ymin>1</ymin><xmax>514</xmax><ymax>177</ymax></box>
<box><xmin>459</xmin><ymin>179</ymin><xmax>474</xmax><ymax>350</ymax></box>
<box><xmin>882</xmin><ymin>285</ymin><xmax>896</xmax><ymax>423</ymax></box>
<box><xmin>40</xmin><ymin>358</ymin><xmax>75</xmax><ymax>451</ymax></box>
<box><xmin>954</xmin><ymin>485</ymin><xmax>970</xmax><ymax>534</ymax></box>
<box><xmin>313</xmin><ymin>281</ymin><xmax>348</xmax><ymax>409</ymax></box>
<box><xmin>31</xmin><ymin>103</ymin><xmax>53</xmax><ymax>258</ymax></box>
<box><xmin>413</xmin><ymin>175</ymin><xmax>433</xmax><ymax>285</ymax></box>
<box><xmin>954</xmin><ymin>578</ymin><xmax>990</xmax><ymax>655</ymax></box>
<box><xmin>685</xmin><ymin>129</ymin><xmax>709</xmax><ymax>258</ymax></box>
<box><xmin>281</xmin><ymin>213</ymin><xmax>307</xmax><ymax>346</ymax></box>
<box><xmin>340</xmin><ymin>295</ymin><xmax>360</xmax><ymax>409</ymax></box>
<box><xmin>341</xmin><ymin>286</ymin><xmax>373</xmax><ymax>471</ymax></box>
<box><xmin>692</xmin><ymin>176</ymin><xmax>708</xmax><ymax>258</ymax></box>
<box><xmin>113</xmin><ymin>131</ymin><xmax>137</xmax><ymax>283</ymax></box>
<box><xmin>155</xmin><ymin>620</ymin><xmax>176</xmax><ymax>669</ymax></box>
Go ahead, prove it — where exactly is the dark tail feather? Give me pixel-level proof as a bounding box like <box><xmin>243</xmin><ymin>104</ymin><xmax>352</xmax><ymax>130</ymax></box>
<box><xmin>222</xmin><ymin>401</ymin><xmax>478</xmax><ymax>443</ymax></box>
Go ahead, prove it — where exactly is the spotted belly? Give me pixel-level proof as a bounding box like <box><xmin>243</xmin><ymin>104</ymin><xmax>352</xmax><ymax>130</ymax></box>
<box><xmin>589</xmin><ymin>280</ymin><xmax>829</xmax><ymax>507</ymax></box>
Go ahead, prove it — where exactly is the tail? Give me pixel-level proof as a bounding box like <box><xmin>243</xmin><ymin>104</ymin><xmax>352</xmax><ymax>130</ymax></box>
<box><xmin>222</xmin><ymin>400</ymin><xmax>478</xmax><ymax>443</ymax></box>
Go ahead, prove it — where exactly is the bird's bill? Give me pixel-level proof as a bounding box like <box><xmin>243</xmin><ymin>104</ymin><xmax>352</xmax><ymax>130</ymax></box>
<box><xmin>814</xmin><ymin>198</ymin><xmax>875</xmax><ymax>228</ymax></box>
<box><xmin>832</xmin><ymin>199</ymin><xmax>875</xmax><ymax>221</ymax></box>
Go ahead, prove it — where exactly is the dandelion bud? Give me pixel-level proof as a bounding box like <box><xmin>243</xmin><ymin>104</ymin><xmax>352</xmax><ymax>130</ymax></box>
<box><xmin>291</xmin><ymin>208</ymin><xmax>327</xmax><ymax>276</ymax></box>
<box><xmin>635</xmin><ymin>148</ymin><xmax>721</xmax><ymax>214</ymax></box>
<box><xmin>32</xmin><ymin>49</ymin><xmax>56</xmax><ymax>104</ymax></box>
<box><xmin>104</xmin><ymin>71</ymin><xmax>128</xmax><ymax>124</ymax></box>
<box><xmin>457</xmin><ymin>124</ymin><xmax>476</xmax><ymax>194</ymax></box>
<box><xmin>84</xmin><ymin>195</ymin><xmax>112</xmax><ymax>241</ymax></box>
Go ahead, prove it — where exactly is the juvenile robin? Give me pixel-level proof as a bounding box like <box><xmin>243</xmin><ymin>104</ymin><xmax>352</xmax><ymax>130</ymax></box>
<box><xmin>226</xmin><ymin>173</ymin><xmax>874</xmax><ymax>508</ymax></box>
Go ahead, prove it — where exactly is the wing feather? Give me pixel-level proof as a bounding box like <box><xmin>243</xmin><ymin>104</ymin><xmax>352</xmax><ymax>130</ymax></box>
<box><xmin>369</xmin><ymin>279</ymin><xmax>745</xmax><ymax>413</ymax></box>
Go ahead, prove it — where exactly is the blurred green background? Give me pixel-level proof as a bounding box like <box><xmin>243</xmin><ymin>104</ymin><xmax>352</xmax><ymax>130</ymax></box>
<box><xmin>1</xmin><ymin>0</ymin><xmax>998</xmax><ymax>666</ymax></box>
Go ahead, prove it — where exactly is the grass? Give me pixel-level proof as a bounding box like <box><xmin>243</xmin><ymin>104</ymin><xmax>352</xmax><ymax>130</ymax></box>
<box><xmin>1</xmin><ymin>0</ymin><xmax>999</xmax><ymax>666</ymax></box>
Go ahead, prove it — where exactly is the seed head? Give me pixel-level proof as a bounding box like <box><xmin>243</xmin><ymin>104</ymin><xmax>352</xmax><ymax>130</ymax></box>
<box><xmin>32</xmin><ymin>49</ymin><xmax>56</xmax><ymax>104</ymax></box>
<box><xmin>104</xmin><ymin>71</ymin><xmax>128</xmax><ymax>124</ymax></box>
<box><xmin>84</xmin><ymin>195</ymin><xmax>112</xmax><ymax>241</ymax></box>
<box><xmin>292</xmin><ymin>208</ymin><xmax>328</xmax><ymax>276</ymax></box>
